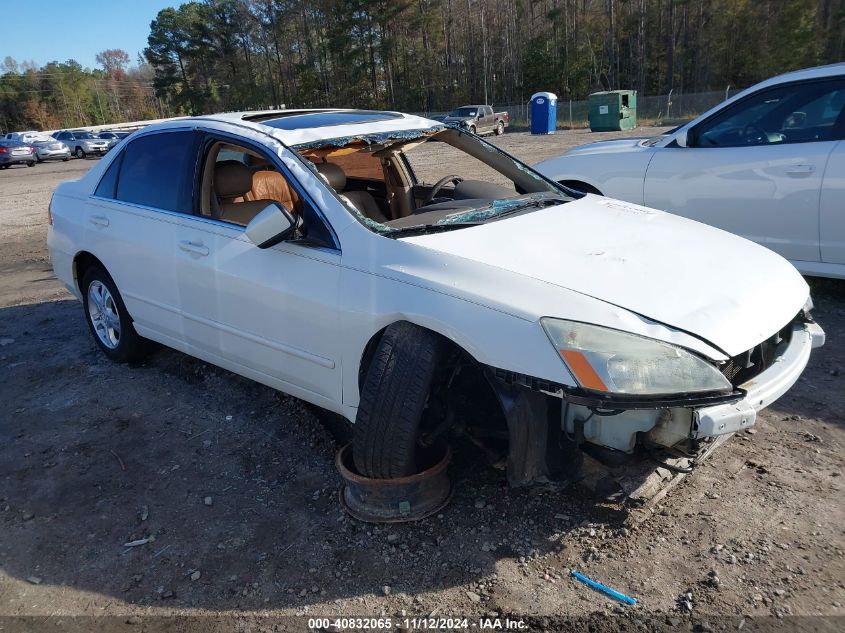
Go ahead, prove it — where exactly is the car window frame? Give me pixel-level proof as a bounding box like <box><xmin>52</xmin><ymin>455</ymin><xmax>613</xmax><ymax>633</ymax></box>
<box><xmin>195</xmin><ymin>129</ymin><xmax>341</xmax><ymax>252</ymax></box>
<box><xmin>91</xmin><ymin>127</ymin><xmax>202</xmax><ymax>216</ymax></box>
<box><xmin>689</xmin><ymin>77</ymin><xmax>845</xmax><ymax>147</ymax></box>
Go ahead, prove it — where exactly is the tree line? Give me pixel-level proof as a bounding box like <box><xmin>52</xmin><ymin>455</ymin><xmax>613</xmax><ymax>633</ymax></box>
<box><xmin>1</xmin><ymin>0</ymin><xmax>842</xmax><ymax>133</ymax></box>
<box><xmin>145</xmin><ymin>0</ymin><xmax>844</xmax><ymax>115</ymax></box>
<box><xmin>0</xmin><ymin>51</ymin><xmax>170</xmax><ymax>133</ymax></box>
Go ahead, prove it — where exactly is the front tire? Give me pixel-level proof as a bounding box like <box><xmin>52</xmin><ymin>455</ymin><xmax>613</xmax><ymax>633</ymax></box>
<box><xmin>81</xmin><ymin>267</ymin><xmax>148</xmax><ymax>363</ymax></box>
<box><xmin>75</xmin><ymin>147</ymin><xmax>86</xmax><ymax>159</ymax></box>
<box><xmin>27</xmin><ymin>161</ymin><xmax>35</xmax><ymax>167</ymax></box>
<box><xmin>353</xmin><ymin>322</ymin><xmax>444</xmax><ymax>478</ymax></box>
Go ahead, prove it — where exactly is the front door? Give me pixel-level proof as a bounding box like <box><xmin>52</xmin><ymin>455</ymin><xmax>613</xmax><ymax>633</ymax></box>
<box><xmin>175</xmin><ymin>134</ymin><xmax>343</xmax><ymax>403</ymax></box>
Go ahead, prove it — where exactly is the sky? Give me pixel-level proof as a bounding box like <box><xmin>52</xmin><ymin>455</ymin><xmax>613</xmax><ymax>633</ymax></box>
<box><xmin>3</xmin><ymin>0</ymin><xmax>177</xmax><ymax>71</ymax></box>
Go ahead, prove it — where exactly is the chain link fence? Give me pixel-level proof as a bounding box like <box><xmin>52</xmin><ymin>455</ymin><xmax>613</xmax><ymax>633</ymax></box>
<box><xmin>410</xmin><ymin>87</ymin><xmax>745</xmax><ymax>130</ymax></box>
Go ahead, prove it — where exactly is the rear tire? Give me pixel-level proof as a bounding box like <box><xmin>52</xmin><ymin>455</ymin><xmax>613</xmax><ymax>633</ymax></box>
<box><xmin>353</xmin><ymin>322</ymin><xmax>444</xmax><ymax>478</ymax></box>
<box><xmin>495</xmin><ymin>120</ymin><xmax>504</xmax><ymax>135</ymax></box>
<box><xmin>27</xmin><ymin>161</ymin><xmax>35</xmax><ymax>167</ymax></box>
<box><xmin>81</xmin><ymin>266</ymin><xmax>149</xmax><ymax>363</ymax></box>
<box><xmin>62</xmin><ymin>157</ymin><xmax>70</xmax><ymax>162</ymax></box>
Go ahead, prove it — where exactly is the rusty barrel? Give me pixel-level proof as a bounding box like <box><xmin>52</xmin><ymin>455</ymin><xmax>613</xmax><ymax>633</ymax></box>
<box><xmin>336</xmin><ymin>441</ymin><xmax>452</xmax><ymax>523</ymax></box>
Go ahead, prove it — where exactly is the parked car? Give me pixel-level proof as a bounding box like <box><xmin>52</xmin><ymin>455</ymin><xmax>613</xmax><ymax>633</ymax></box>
<box><xmin>534</xmin><ymin>63</ymin><xmax>845</xmax><ymax>279</ymax></box>
<box><xmin>442</xmin><ymin>105</ymin><xmax>508</xmax><ymax>135</ymax></box>
<box><xmin>53</xmin><ymin>130</ymin><xmax>110</xmax><ymax>158</ymax></box>
<box><xmin>33</xmin><ymin>139</ymin><xmax>71</xmax><ymax>162</ymax></box>
<box><xmin>0</xmin><ymin>139</ymin><xmax>36</xmax><ymax>168</ymax></box>
<box><xmin>4</xmin><ymin>130</ymin><xmax>52</xmax><ymax>144</ymax></box>
<box><xmin>48</xmin><ymin>109</ymin><xmax>823</xmax><ymax>485</ymax></box>
<box><xmin>96</xmin><ymin>130</ymin><xmax>130</xmax><ymax>150</ymax></box>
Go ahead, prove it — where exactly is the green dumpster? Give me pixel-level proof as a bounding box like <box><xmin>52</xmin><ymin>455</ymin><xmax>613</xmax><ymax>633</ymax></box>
<box><xmin>588</xmin><ymin>90</ymin><xmax>637</xmax><ymax>131</ymax></box>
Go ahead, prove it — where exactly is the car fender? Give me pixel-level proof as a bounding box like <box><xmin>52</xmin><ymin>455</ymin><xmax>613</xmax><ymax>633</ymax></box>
<box><xmin>535</xmin><ymin>150</ymin><xmax>655</xmax><ymax>204</ymax></box>
<box><xmin>335</xmin><ymin>221</ymin><xmax>729</xmax><ymax>413</ymax></box>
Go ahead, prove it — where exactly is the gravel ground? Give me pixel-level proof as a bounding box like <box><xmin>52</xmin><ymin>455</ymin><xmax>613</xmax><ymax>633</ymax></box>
<box><xmin>0</xmin><ymin>130</ymin><xmax>843</xmax><ymax>632</ymax></box>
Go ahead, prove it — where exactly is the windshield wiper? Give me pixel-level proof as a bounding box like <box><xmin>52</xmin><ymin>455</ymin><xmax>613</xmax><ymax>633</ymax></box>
<box><xmin>386</xmin><ymin>222</ymin><xmax>483</xmax><ymax>238</ymax></box>
<box><xmin>481</xmin><ymin>195</ymin><xmax>568</xmax><ymax>218</ymax></box>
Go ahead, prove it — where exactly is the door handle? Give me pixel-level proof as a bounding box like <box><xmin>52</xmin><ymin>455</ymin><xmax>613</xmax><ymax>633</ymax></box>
<box><xmin>784</xmin><ymin>164</ymin><xmax>815</xmax><ymax>175</ymax></box>
<box><xmin>89</xmin><ymin>215</ymin><xmax>109</xmax><ymax>227</ymax></box>
<box><xmin>178</xmin><ymin>240</ymin><xmax>209</xmax><ymax>257</ymax></box>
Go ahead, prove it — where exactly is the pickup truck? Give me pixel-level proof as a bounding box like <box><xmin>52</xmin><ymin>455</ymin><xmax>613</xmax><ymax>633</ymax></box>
<box><xmin>442</xmin><ymin>105</ymin><xmax>508</xmax><ymax>135</ymax></box>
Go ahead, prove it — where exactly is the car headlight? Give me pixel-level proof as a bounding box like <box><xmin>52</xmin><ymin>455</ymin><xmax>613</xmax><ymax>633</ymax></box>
<box><xmin>541</xmin><ymin>318</ymin><xmax>732</xmax><ymax>396</ymax></box>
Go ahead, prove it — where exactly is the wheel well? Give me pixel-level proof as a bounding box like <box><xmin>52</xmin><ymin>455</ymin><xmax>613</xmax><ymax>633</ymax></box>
<box><xmin>73</xmin><ymin>251</ymin><xmax>106</xmax><ymax>292</ymax></box>
<box><xmin>358</xmin><ymin>321</ymin><xmax>507</xmax><ymax>432</ymax></box>
<box><xmin>559</xmin><ymin>180</ymin><xmax>602</xmax><ymax>196</ymax></box>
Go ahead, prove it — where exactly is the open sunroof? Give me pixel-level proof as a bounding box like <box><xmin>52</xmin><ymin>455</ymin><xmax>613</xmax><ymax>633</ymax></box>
<box><xmin>248</xmin><ymin>110</ymin><xmax>403</xmax><ymax>130</ymax></box>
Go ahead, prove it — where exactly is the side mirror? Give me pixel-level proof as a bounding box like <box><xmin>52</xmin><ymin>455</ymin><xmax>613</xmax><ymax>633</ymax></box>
<box><xmin>245</xmin><ymin>202</ymin><xmax>297</xmax><ymax>249</ymax></box>
<box><xmin>674</xmin><ymin>128</ymin><xmax>689</xmax><ymax>148</ymax></box>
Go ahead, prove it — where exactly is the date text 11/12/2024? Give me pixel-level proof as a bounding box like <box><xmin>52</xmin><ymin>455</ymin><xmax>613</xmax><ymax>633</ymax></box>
<box><xmin>307</xmin><ymin>617</ymin><xmax>528</xmax><ymax>629</ymax></box>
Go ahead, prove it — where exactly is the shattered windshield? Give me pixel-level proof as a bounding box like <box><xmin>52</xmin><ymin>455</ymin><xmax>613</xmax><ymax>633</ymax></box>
<box><xmin>293</xmin><ymin>126</ymin><xmax>571</xmax><ymax>237</ymax></box>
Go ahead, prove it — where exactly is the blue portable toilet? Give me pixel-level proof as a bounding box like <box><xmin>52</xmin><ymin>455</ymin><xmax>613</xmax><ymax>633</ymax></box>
<box><xmin>530</xmin><ymin>92</ymin><xmax>557</xmax><ymax>134</ymax></box>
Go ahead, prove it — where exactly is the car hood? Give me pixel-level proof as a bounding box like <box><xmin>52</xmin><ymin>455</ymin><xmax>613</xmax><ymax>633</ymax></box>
<box><xmin>401</xmin><ymin>195</ymin><xmax>808</xmax><ymax>357</ymax></box>
<box><xmin>564</xmin><ymin>137</ymin><xmax>654</xmax><ymax>156</ymax></box>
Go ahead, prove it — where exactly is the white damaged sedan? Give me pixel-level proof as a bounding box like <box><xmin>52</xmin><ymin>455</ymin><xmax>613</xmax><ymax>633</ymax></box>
<box><xmin>47</xmin><ymin>109</ymin><xmax>825</xmax><ymax>484</ymax></box>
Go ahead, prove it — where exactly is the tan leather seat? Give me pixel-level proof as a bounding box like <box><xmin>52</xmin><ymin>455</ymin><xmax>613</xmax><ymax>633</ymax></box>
<box><xmin>315</xmin><ymin>162</ymin><xmax>388</xmax><ymax>223</ymax></box>
<box><xmin>214</xmin><ymin>161</ymin><xmax>274</xmax><ymax>225</ymax></box>
<box><xmin>244</xmin><ymin>170</ymin><xmax>299</xmax><ymax>213</ymax></box>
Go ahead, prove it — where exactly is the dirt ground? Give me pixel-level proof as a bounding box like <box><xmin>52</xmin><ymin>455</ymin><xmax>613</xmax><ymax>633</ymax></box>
<box><xmin>0</xmin><ymin>129</ymin><xmax>843</xmax><ymax>632</ymax></box>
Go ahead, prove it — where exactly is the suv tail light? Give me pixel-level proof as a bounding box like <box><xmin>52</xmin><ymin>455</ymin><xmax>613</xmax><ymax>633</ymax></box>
<box><xmin>0</xmin><ymin>147</ymin><xmax>7</xmax><ymax>154</ymax></box>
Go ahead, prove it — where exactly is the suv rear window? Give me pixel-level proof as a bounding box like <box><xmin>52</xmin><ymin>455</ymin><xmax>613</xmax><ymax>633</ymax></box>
<box><xmin>114</xmin><ymin>131</ymin><xmax>199</xmax><ymax>212</ymax></box>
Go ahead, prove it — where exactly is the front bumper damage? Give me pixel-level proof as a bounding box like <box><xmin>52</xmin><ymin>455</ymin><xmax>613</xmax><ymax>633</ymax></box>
<box><xmin>693</xmin><ymin>321</ymin><xmax>824</xmax><ymax>437</ymax></box>
<box><xmin>487</xmin><ymin>320</ymin><xmax>824</xmax><ymax>490</ymax></box>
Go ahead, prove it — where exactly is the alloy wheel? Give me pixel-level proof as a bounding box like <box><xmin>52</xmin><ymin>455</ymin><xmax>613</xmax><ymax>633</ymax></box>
<box><xmin>87</xmin><ymin>280</ymin><xmax>121</xmax><ymax>349</ymax></box>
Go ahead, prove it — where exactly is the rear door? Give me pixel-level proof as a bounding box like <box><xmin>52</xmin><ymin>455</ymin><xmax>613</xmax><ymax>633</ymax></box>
<box><xmin>644</xmin><ymin>78</ymin><xmax>845</xmax><ymax>264</ymax></box>
<box><xmin>480</xmin><ymin>106</ymin><xmax>493</xmax><ymax>132</ymax></box>
<box><xmin>87</xmin><ymin>130</ymin><xmax>201</xmax><ymax>343</ymax></box>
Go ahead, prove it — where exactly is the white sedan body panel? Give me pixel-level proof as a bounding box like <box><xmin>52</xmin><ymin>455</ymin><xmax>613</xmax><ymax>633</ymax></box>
<box><xmin>86</xmin><ymin>197</ymin><xmax>184</xmax><ymax>342</ymax></box>
<box><xmin>534</xmin><ymin>63</ymin><xmax>845</xmax><ymax>278</ymax></box>
<box><xmin>820</xmin><ymin>140</ymin><xmax>845</xmax><ymax>264</ymax></box>
<box><xmin>553</xmin><ymin>138</ymin><xmax>654</xmax><ymax>202</ymax></box>
<box><xmin>402</xmin><ymin>196</ymin><xmax>808</xmax><ymax>357</ymax></box>
<box><xmin>643</xmin><ymin>140</ymin><xmax>836</xmax><ymax>263</ymax></box>
<box><xmin>47</xmin><ymin>109</ymin><xmax>821</xmax><ymax>451</ymax></box>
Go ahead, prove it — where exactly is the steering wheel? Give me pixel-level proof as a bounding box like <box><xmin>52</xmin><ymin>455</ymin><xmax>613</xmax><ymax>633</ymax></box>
<box><xmin>742</xmin><ymin>123</ymin><xmax>769</xmax><ymax>145</ymax></box>
<box><xmin>425</xmin><ymin>174</ymin><xmax>464</xmax><ymax>205</ymax></box>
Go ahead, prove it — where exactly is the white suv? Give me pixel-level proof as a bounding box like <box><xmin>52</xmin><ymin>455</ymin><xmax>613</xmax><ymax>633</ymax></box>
<box><xmin>47</xmin><ymin>109</ymin><xmax>824</xmax><ymax>483</ymax></box>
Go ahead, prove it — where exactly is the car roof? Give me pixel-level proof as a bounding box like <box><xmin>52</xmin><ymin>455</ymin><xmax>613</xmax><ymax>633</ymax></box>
<box><xmin>758</xmin><ymin>62</ymin><xmax>845</xmax><ymax>89</ymax></box>
<box><xmin>152</xmin><ymin>108</ymin><xmax>442</xmax><ymax>147</ymax></box>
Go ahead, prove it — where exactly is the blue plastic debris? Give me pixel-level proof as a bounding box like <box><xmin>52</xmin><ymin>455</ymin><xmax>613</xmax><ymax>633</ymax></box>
<box><xmin>571</xmin><ymin>570</ymin><xmax>637</xmax><ymax>605</ymax></box>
